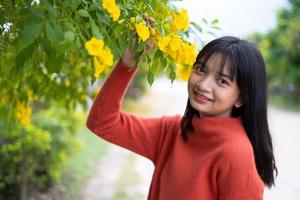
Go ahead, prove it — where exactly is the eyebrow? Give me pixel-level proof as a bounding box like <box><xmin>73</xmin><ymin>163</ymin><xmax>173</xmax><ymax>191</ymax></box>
<box><xmin>218</xmin><ymin>72</ymin><xmax>231</xmax><ymax>80</ymax></box>
<box><xmin>196</xmin><ymin>62</ymin><xmax>232</xmax><ymax>80</ymax></box>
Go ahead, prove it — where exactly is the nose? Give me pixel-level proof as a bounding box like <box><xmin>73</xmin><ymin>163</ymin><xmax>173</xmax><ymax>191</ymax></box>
<box><xmin>196</xmin><ymin>75</ymin><xmax>213</xmax><ymax>93</ymax></box>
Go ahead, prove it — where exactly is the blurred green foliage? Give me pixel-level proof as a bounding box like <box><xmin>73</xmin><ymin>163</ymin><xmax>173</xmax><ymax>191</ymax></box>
<box><xmin>0</xmin><ymin>105</ymin><xmax>82</xmax><ymax>199</ymax></box>
<box><xmin>249</xmin><ymin>0</ymin><xmax>300</xmax><ymax>103</ymax></box>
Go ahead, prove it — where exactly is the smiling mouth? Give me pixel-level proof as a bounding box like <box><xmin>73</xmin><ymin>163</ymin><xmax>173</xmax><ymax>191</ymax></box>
<box><xmin>193</xmin><ymin>90</ymin><xmax>213</xmax><ymax>102</ymax></box>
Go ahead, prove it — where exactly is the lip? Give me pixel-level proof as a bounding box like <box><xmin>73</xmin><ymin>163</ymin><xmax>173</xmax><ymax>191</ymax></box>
<box><xmin>193</xmin><ymin>90</ymin><xmax>213</xmax><ymax>103</ymax></box>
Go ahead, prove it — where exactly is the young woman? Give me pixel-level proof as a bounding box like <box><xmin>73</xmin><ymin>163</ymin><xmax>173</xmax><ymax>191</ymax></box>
<box><xmin>86</xmin><ymin>36</ymin><xmax>277</xmax><ymax>200</ymax></box>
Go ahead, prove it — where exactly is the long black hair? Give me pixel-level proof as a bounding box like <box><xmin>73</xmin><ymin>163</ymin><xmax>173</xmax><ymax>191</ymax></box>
<box><xmin>180</xmin><ymin>36</ymin><xmax>277</xmax><ymax>187</ymax></box>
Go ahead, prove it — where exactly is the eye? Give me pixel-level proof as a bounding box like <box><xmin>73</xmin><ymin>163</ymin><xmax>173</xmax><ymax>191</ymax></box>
<box><xmin>217</xmin><ymin>78</ymin><xmax>229</xmax><ymax>86</ymax></box>
<box><xmin>194</xmin><ymin>64</ymin><xmax>206</xmax><ymax>74</ymax></box>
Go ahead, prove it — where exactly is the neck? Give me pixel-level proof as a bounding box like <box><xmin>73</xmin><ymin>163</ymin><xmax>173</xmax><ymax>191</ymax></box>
<box><xmin>187</xmin><ymin>115</ymin><xmax>245</xmax><ymax>143</ymax></box>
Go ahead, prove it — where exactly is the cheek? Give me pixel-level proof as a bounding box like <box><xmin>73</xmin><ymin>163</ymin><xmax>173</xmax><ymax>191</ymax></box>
<box><xmin>187</xmin><ymin>75</ymin><xmax>194</xmax><ymax>92</ymax></box>
<box><xmin>216</xmin><ymin>88</ymin><xmax>239</xmax><ymax>103</ymax></box>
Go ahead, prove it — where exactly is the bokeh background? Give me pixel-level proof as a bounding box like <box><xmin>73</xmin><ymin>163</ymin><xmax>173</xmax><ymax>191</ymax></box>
<box><xmin>1</xmin><ymin>0</ymin><xmax>300</xmax><ymax>199</ymax></box>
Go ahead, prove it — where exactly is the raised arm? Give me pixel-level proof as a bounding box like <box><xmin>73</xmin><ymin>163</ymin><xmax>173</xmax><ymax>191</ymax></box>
<box><xmin>86</xmin><ymin>51</ymin><xmax>180</xmax><ymax>164</ymax></box>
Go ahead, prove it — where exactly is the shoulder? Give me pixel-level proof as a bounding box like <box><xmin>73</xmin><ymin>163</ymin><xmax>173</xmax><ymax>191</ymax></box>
<box><xmin>218</xmin><ymin>133</ymin><xmax>257</xmax><ymax>172</ymax></box>
<box><xmin>217</xmin><ymin>135</ymin><xmax>265</xmax><ymax>197</ymax></box>
<box><xmin>160</xmin><ymin>114</ymin><xmax>182</xmax><ymax>130</ymax></box>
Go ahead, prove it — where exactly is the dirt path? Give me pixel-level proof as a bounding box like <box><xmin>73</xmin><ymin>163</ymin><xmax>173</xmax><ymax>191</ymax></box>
<box><xmin>82</xmin><ymin>145</ymin><xmax>129</xmax><ymax>200</ymax></box>
<box><xmin>83</xmin><ymin>77</ymin><xmax>300</xmax><ymax>200</ymax></box>
<box><xmin>264</xmin><ymin>107</ymin><xmax>300</xmax><ymax>200</ymax></box>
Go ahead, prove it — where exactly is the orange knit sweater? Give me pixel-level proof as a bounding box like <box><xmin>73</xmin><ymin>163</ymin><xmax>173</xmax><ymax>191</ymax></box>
<box><xmin>86</xmin><ymin>60</ymin><xmax>264</xmax><ymax>200</ymax></box>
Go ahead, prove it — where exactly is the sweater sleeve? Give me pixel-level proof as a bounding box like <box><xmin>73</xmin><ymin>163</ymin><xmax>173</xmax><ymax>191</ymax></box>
<box><xmin>217</xmin><ymin>144</ymin><xmax>264</xmax><ymax>200</ymax></box>
<box><xmin>86</xmin><ymin>59</ymin><xmax>179</xmax><ymax>164</ymax></box>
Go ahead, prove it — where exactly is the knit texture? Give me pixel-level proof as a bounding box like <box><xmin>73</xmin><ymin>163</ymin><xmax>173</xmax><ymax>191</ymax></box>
<box><xmin>86</xmin><ymin>60</ymin><xmax>264</xmax><ymax>200</ymax></box>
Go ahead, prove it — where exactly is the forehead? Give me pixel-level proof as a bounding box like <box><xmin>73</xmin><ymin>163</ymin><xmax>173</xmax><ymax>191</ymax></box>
<box><xmin>202</xmin><ymin>53</ymin><xmax>229</xmax><ymax>71</ymax></box>
<box><xmin>198</xmin><ymin>53</ymin><xmax>235</xmax><ymax>79</ymax></box>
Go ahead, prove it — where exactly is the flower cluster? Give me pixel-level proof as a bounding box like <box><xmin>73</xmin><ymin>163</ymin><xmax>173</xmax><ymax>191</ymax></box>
<box><xmin>157</xmin><ymin>33</ymin><xmax>196</xmax><ymax>63</ymax></box>
<box><xmin>131</xmin><ymin>12</ymin><xmax>195</xmax><ymax>81</ymax></box>
<box><xmin>85</xmin><ymin>1</ymin><xmax>197</xmax><ymax>82</ymax></box>
<box><xmin>135</xmin><ymin>22</ymin><xmax>150</xmax><ymax>42</ymax></box>
<box><xmin>85</xmin><ymin>37</ymin><xmax>114</xmax><ymax>78</ymax></box>
<box><xmin>176</xmin><ymin>64</ymin><xmax>192</xmax><ymax>81</ymax></box>
<box><xmin>171</xmin><ymin>9</ymin><xmax>189</xmax><ymax>32</ymax></box>
<box><xmin>16</xmin><ymin>101</ymin><xmax>32</xmax><ymax>125</ymax></box>
<box><xmin>156</xmin><ymin>33</ymin><xmax>196</xmax><ymax>81</ymax></box>
<box><xmin>103</xmin><ymin>0</ymin><xmax>121</xmax><ymax>22</ymax></box>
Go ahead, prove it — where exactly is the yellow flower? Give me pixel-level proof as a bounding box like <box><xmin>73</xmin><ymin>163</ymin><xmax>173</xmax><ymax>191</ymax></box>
<box><xmin>100</xmin><ymin>47</ymin><xmax>114</xmax><ymax>66</ymax></box>
<box><xmin>150</xmin><ymin>28</ymin><xmax>156</xmax><ymax>36</ymax></box>
<box><xmin>102</xmin><ymin>0</ymin><xmax>121</xmax><ymax>22</ymax></box>
<box><xmin>165</xmin><ymin>47</ymin><xmax>178</xmax><ymax>61</ymax></box>
<box><xmin>160</xmin><ymin>34</ymin><xmax>181</xmax><ymax>61</ymax></box>
<box><xmin>16</xmin><ymin>101</ymin><xmax>32</xmax><ymax>125</ymax></box>
<box><xmin>93</xmin><ymin>56</ymin><xmax>106</xmax><ymax>78</ymax></box>
<box><xmin>27</xmin><ymin>90</ymin><xmax>38</xmax><ymax>100</ymax></box>
<box><xmin>171</xmin><ymin>9</ymin><xmax>189</xmax><ymax>32</ymax></box>
<box><xmin>103</xmin><ymin>0</ymin><xmax>115</xmax><ymax>10</ymax></box>
<box><xmin>176</xmin><ymin>64</ymin><xmax>192</xmax><ymax>82</ymax></box>
<box><xmin>158</xmin><ymin>35</ymin><xmax>171</xmax><ymax>51</ymax></box>
<box><xmin>180</xmin><ymin>42</ymin><xmax>197</xmax><ymax>65</ymax></box>
<box><xmin>85</xmin><ymin>37</ymin><xmax>104</xmax><ymax>56</ymax></box>
<box><xmin>135</xmin><ymin>22</ymin><xmax>150</xmax><ymax>42</ymax></box>
<box><xmin>169</xmin><ymin>34</ymin><xmax>181</xmax><ymax>52</ymax></box>
<box><xmin>110</xmin><ymin>5</ymin><xmax>121</xmax><ymax>21</ymax></box>
<box><xmin>85</xmin><ymin>37</ymin><xmax>114</xmax><ymax>78</ymax></box>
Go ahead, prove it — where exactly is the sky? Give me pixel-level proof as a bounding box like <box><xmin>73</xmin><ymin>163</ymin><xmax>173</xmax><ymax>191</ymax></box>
<box><xmin>172</xmin><ymin>0</ymin><xmax>290</xmax><ymax>43</ymax></box>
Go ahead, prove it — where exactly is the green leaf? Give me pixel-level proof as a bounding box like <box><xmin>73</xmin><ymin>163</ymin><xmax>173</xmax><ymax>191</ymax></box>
<box><xmin>202</xmin><ymin>18</ymin><xmax>208</xmax><ymax>25</ymax></box>
<box><xmin>46</xmin><ymin>23</ymin><xmax>62</xmax><ymax>44</ymax></box>
<box><xmin>162</xmin><ymin>60</ymin><xmax>169</xmax><ymax>70</ymax></box>
<box><xmin>18</xmin><ymin>23</ymin><xmax>43</xmax><ymax>50</ymax></box>
<box><xmin>77</xmin><ymin>9</ymin><xmax>90</xmax><ymax>17</ymax></box>
<box><xmin>147</xmin><ymin>71</ymin><xmax>155</xmax><ymax>86</ymax></box>
<box><xmin>0</xmin><ymin>9</ymin><xmax>5</xmax><ymax>25</ymax></box>
<box><xmin>145</xmin><ymin>2</ymin><xmax>155</xmax><ymax>15</ymax></box>
<box><xmin>64</xmin><ymin>22</ymin><xmax>75</xmax><ymax>30</ymax></box>
<box><xmin>75</xmin><ymin>36</ymin><xmax>82</xmax><ymax>48</ymax></box>
<box><xmin>168</xmin><ymin>63</ymin><xmax>176</xmax><ymax>83</ymax></box>
<box><xmin>211</xmin><ymin>19</ymin><xmax>219</xmax><ymax>24</ymax></box>
<box><xmin>96</xmin><ymin>12</ymin><xmax>110</xmax><ymax>26</ymax></box>
<box><xmin>90</xmin><ymin>58</ymin><xmax>96</xmax><ymax>85</ymax></box>
<box><xmin>28</xmin><ymin>7</ymin><xmax>47</xmax><ymax>21</ymax></box>
<box><xmin>207</xmin><ymin>31</ymin><xmax>216</xmax><ymax>36</ymax></box>
<box><xmin>90</xmin><ymin>20</ymin><xmax>103</xmax><ymax>39</ymax></box>
<box><xmin>41</xmin><ymin>39</ymin><xmax>52</xmax><ymax>57</ymax></box>
<box><xmin>190</xmin><ymin>22</ymin><xmax>202</xmax><ymax>33</ymax></box>
<box><xmin>154</xmin><ymin>50</ymin><xmax>163</xmax><ymax>60</ymax></box>
<box><xmin>44</xmin><ymin>0</ymin><xmax>58</xmax><ymax>18</ymax></box>
<box><xmin>46</xmin><ymin>52</ymin><xmax>64</xmax><ymax>73</ymax></box>
<box><xmin>146</xmin><ymin>55</ymin><xmax>151</xmax><ymax>65</ymax></box>
<box><xmin>69</xmin><ymin>0</ymin><xmax>82</xmax><ymax>10</ymax></box>
<box><xmin>64</xmin><ymin>31</ymin><xmax>75</xmax><ymax>43</ymax></box>
<box><xmin>117</xmin><ymin>36</ymin><xmax>126</xmax><ymax>51</ymax></box>
<box><xmin>212</xmin><ymin>25</ymin><xmax>221</xmax><ymax>30</ymax></box>
<box><xmin>15</xmin><ymin>43</ymin><xmax>36</xmax><ymax>70</ymax></box>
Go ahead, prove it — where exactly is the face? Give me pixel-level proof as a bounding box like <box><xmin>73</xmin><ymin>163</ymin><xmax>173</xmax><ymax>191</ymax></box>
<box><xmin>187</xmin><ymin>53</ymin><xmax>242</xmax><ymax>118</ymax></box>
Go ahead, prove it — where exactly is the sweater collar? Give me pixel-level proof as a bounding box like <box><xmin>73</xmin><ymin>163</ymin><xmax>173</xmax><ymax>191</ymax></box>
<box><xmin>190</xmin><ymin>115</ymin><xmax>245</xmax><ymax>140</ymax></box>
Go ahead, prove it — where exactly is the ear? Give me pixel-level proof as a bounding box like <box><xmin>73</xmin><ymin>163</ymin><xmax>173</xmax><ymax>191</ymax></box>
<box><xmin>234</xmin><ymin>96</ymin><xmax>243</xmax><ymax>108</ymax></box>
